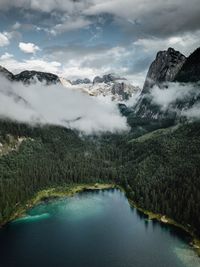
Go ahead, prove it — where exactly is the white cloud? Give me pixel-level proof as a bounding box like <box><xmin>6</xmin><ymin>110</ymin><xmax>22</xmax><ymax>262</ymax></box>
<box><xmin>182</xmin><ymin>104</ymin><xmax>200</xmax><ymax>119</ymax></box>
<box><xmin>0</xmin><ymin>32</ymin><xmax>10</xmax><ymax>47</ymax></box>
<box><xmin>134</xmin><ymin>30</ymin><xmax>200</xmax><ymax>56</ymax></box>
<box><xmin>19</xmin><ymin>42</ymin><xmax>40</xmax><ymax>54</ymax></box>
<box><xmin>0</xmin><ymin>52</ymin><xmax>14</xmax><ymax>60</ymax></box>
<box><xmin>0</xmin><ymin>76</ymin><xmax>129</xmax><ymax>134</ymax></box>
<box><xmin>0</xmin><ymin>55</ymin><xmax>61</xmax><ymax>75</ymax></box>
<box><xmin>150</xmin><ymin>83</ymin><xmax>198</xmax><ymax>111</ymax></box>
<box><xmin>0</xmin><ymin>45</ymin><xmax>145</xmax><ymax>87</ymax></box>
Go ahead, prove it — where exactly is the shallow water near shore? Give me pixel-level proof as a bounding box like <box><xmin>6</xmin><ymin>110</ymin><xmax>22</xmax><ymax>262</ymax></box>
<box><xmin>0</xmin><ymin>189</ymin><xmax>200</xmax><ymax>267</ymax></box>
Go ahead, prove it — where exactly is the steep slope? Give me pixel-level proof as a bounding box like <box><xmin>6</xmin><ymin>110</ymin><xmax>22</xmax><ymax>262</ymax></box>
<box><xmin>132</xmin><ymin>47</ymin><xmax>200</xmax><ymax>123</ymax></box>
<box><xmin>123</xmin><ymin>122</ymin><xmax>200</xmax><ymax>237</ymax></box>
<box><xmin>175</xmin><ymin>47</ymin><xmax>200</xmax><ymax>83</ymax></box>
<box><xmin>143</xmin><ymin>47</ymin><xmax>186</xmax><ymax>93</ymax></box>
<box><xmin>0</xmin><ymin>65</ymin><xmax>14</xmax><ymax>80</ymax></box>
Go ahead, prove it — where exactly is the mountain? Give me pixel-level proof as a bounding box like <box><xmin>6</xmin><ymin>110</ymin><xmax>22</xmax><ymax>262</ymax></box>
<box><xmin>133</xmin><ymin>47</ymin><xmax>200</xmax><ymax>119</ymax></box>
<box><xmin>93</xmin><ymin>74</ymin><xmax>126</xmax><ymax>84</ymax></box>
<box><xmin>175</xmin><ymin>47</ymin><xmax>200</xmax><ymax>83</ymax></box>
<box><xmin>0</xmin><ymin>66</ymin><xmax>60</xmax><ymax>85</ymax></box>
<box><xmin>0</xmin><ymin>66</ymin><xmax>140</xmax><ymax>102</ymax></box>
<box><xmin>72</xmin><ymin>78</ymin><xmax>91</xmax><ymax>85</ymax></box>
<box><xmin>142</xmin><ymin>47</ymin><xmax>186</xmax><ymax>93</ymax></box>
<box><xmin>14</xmin><ymin>70</ymin><xmax>60</xmax><ymax>85</ymax></box>
<box><xmin>119</xmin><ymin>47</ymin><xmax>200</xmax><ymax>136</ymax></box>
<box><xmin>65</xmin><ymin>74</ymin><xmax>140</xmax><ymax>102</ymax></box>
<box><xmin>0</xmin><ymin>65</ymin><xmax>14</xmax><ymax>80</ymax></box>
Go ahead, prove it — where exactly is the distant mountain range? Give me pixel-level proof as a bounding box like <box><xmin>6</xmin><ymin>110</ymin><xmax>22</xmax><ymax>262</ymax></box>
<box><xmin>0</xmin><ymin>46</ymin><xmax>200</xmax><ymax>242</ymax></box>
<box><xmin>0</xmin><ymin>67</ymin><xmax>140</xmax><ymax>102</ymax></box>
<box><xmin>64</xmin><ymin>74</ymin><xmax>140</xmax><ymax>102</ymax></box>
<box><xmin>0</xmin><ymin>46</ymin><xmax>200</xmax><ymax>113</ymax></box>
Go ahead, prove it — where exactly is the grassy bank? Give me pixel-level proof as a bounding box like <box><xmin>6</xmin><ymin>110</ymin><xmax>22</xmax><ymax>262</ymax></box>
<box><xmin>1</xmin><ymin>183</ymin><xmax>115</xmax><ymax>227</ymax></box>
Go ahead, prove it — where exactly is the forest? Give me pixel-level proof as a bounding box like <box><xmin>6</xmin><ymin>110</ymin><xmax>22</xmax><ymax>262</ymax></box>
<box><xmin>0</xmin><ymin>118</ymin><xmax>200</xmax><ymax>238</ymax></box>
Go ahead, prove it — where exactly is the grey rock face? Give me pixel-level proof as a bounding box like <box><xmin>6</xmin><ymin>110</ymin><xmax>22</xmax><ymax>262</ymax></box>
<box><xmin>111</xmin><ymin>82</ymin><xmax>130</xmax><ymax>100</ymax></box>
<box><xmin>14</xmin><ymin>70</ymin><xmax>60</xmax><ymax>85</ymax></box>
<box><xmin>93</xmin><ymin>74</ymin><xmax>125</xmax><ymax>84</ymax></box>
<box><xmin>142</xmin><ymin>47</ymin><xmax>186</xmax><ymax>93</ymax></box>
<box><xmin>0</xmin><ymin>66</ymin><xmax>14</xmax><ymax>80</ymax></box>
<box><xmin>93</xmin><ymin>76</ymin><xmax>104</xmax><ymax>84</ymax></box>
<box><xmin>72</xmin><ymin>78</ymin><xmax>91</xmax><ymax>85</ymax></box>
<box><xmin>175</xmin><ymin>47</ymin><xmax>200</xmax><ymax>83</ymax></box>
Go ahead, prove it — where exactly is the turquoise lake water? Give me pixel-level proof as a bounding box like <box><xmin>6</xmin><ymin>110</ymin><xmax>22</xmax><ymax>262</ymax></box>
<box><xmin>0</xmin><ymin>189</ymin><xmax>200</xmax><ymax>267</ymax></box>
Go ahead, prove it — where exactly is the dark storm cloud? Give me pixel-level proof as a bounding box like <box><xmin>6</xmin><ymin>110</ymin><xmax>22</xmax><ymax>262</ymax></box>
<box><xmin>1</xmin><ymin>0</ymin><xmax>200</xmax><ymax>37</ymax></box>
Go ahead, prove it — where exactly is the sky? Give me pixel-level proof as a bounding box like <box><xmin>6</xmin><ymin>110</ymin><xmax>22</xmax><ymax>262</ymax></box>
<box><xmin>0</xmin><ymin>0</ymin><xmax>200</xmax><ymax>87</ymax></box>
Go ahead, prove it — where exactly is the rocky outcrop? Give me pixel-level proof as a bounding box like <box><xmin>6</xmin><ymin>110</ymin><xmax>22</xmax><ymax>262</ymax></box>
<box><xmin>93</xmin><ymin>74</ymin><xmax>125</xmax><ymax>84</ymax></box>
<box><xmin>142</xmin><ymin>48</ymin><xmax>186</xmax><ymax>93</ymax></box>
<box><xmin>14</xmin><ymin>70</ymin><xmax>60</xmax><ymax>85</ymax></box>
<box><xmin>175</xmin><ymin>47</ymin><xmax>200</xmax><ymax>83</ymax></box>
<box><xmin>72</xmin><ymin>78</ymin><xmax>91</xmax><ymax>85</ymax></box>
<box><xmin>0</xmin><ymin>66</ymin><xmax>14</xmax><ymax>80</ymax></box>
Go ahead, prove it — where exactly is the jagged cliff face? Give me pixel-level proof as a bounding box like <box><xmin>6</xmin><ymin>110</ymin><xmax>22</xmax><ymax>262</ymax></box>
<box><xmin>14</xmin><ymin>70</ymin><xmax>60</xmax><ymax>84</ymax></box>
<box><xmin>0</xmin><ymin>66</ymin><xmax>14</xmax><ymax>81</ymax></box>
<box><xmin>0</xmin><ymin>67</ymin><xmax>60</xmax><ymax>85</ymax></box>
<box><xmin>175</xmin><ymin>47</ymin><xmax>200</xmax><ymax>83</ymax></box>
<box><xmin>93</xmin><ymin>74</ymin><xmax>125</xmax><ymax>84</ymax></box>
<box><xmin>142</xmin><ymin>48</ymin><xmax>186</xmax><ymax>93</ymax></box>
<box><xmin>61</xmin><ymin>75</ymin><xmax>141</xmax><ymax>102</ymax></box>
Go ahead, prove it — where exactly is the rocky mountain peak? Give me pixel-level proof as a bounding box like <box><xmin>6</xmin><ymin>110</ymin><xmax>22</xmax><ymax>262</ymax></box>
<box><xmin>142</xmin><ymin>47</ymin><xmax>186</xmax><ymax>93</ymax></box>
<box><xmin>72</xmin><ymin>78</ymin><xmax>91</xmax><ymax>85</ymax></box>
<box><xmin>93</xmin><ymin>73</ymin><xmax>125</xmax><ymax>84</ymax></box>
<box><xmin>175</xmin><ymin>47</ymin><xmax>200</xmax><ymax>83</ymax></box>
<box><xmin>14</xmin><ymin>70</ymin><xmax>60</xmax><ymax>85</ymax></box>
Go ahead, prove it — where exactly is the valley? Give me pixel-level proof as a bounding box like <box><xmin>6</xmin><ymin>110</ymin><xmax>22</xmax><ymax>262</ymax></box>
<box><xmin>0</xmin><ymin>45</ymin><xmax>200</xmax><ymax>265</ymax></box>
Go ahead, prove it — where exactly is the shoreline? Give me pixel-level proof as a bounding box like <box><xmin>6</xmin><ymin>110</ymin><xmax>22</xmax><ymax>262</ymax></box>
<box><xmin>127</xmin><ymin>198</ymin><xmax>200</xmax><ymax>257</ymax></box>
<box><xmin>1</xmin><ymin>183</ymin><xmax>200</xmax><ymax>257</ymax></box>
<box><xmin>0</xmin><ymin>183</ymin><xmax>116</xmax><ymax>227</ymax></box>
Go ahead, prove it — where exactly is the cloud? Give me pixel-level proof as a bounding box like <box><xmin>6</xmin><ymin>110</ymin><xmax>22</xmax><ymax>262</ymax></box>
<box><xmin>50</xmin><ymin>17</ymin><xmax>92</xmax><ymax>35</ymax></box>
<box><xmin>148</xmin><ymin>83</ymin><xmax>200</xmax><ymax>122</ymax></box>
<box><xmin>44</xmin><ymin>43</ymin><xmax>148</xmax><ymax>86</ymax></box>
<box><xmin>182</xmin><ymin>104</ymin><xmax>200</xmax><ymax>120</ymax></box>
<box><xmin>1</xmin><ymin>0</ymin><xmax>200</xmax><ymax>37</ymax></box>
<box><xmin>84</xmin><ymin>0</ymin><xmax>200</xmax><ymax>37</ymax></box>
<box><xmin>134</xmin><ymin>30</ymin><xmax>200</xmax><ymax>57</ymax></box>
<box><xmin>0</xmin><ymin>76</ymin><xmax>129</xmax><ymax>134</ymax></box>
<box><xmin>0</xmin><ymin>53</ymin><xmax>14</xmax><ymax>60</ymax></box>
<box><xmin>19</xmin><ymin>42</ymin><xmax>40</xmax><ymax>54</ymax></box>
<box><xmin>0</xmin><ymin>0</ymin><xmax>199</xmax><ymax>85</ymax></box>
<box><xmin>0</xmin><ymin>55</ymin><xmax>62</xmax><ymax>76</ymax></box>
<box><xmin>12</xmin><ymin>22</ymin><xmax>21</xmax><ymax>30</ymax></box>
<box><xmin>150</xmin><ymin>83</ymin><xmax>194</xmax><ymax>111</ymax></box>
<box><xmin>0</xmin><ymin>32</ymin><xmax>10</xmax><ymax>47</ymax></box>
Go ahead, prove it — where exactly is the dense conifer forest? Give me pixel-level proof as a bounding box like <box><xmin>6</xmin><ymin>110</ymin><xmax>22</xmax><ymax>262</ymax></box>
<box><xmin>0</xmin><ymin>119</ymin><xmax>200</xmax><ymax>238</ymax></box>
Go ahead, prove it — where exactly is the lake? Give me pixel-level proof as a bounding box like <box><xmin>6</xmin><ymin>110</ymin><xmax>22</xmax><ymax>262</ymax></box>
<box><xmin>0</xmin><ymin>189</ymin><xmax>200</xmax><ymax>267</ymax></box>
